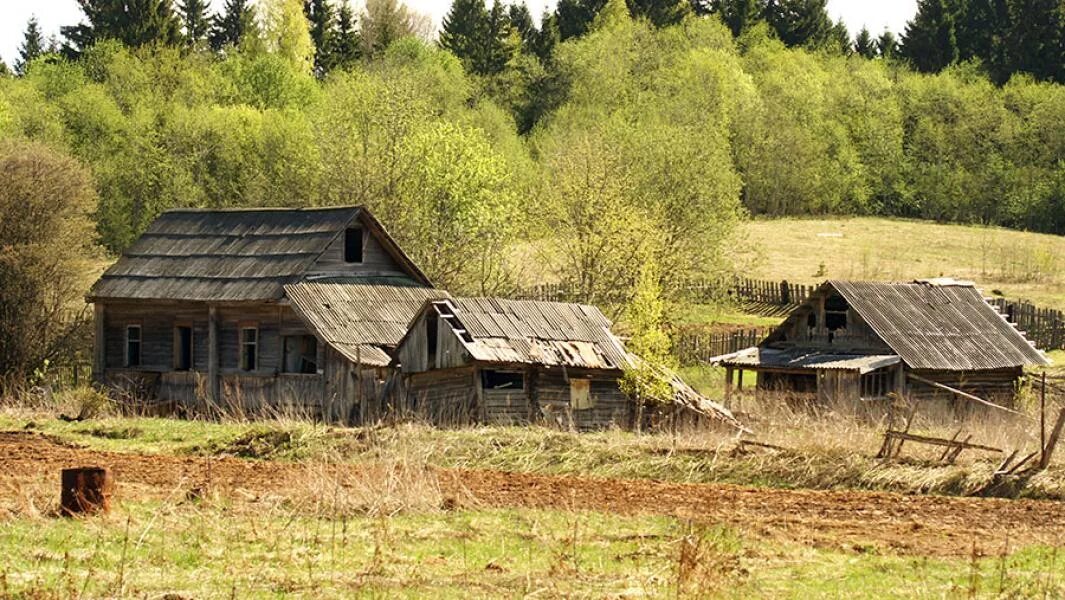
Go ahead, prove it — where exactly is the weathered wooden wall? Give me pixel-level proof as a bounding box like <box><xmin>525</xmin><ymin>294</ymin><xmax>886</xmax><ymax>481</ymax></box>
<box><xmin>767</xmin><ymin>287</ymin><xmax>892</xmax><ymax>352</ymax></box>
<box><xmin>308</xmin><ymin>226</ymin><xmax>408</xmax><ymax>278</ymax></box>
<box><xmin>534</xmin><ymin>369</ymin><xmax>632</xmax><ymax>431</ymax></box>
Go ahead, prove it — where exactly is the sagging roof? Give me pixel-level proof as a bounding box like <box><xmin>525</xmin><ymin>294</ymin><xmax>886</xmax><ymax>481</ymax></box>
<box><xmin>828</xmin><ymin>279</ymin><xmax>1049</xmax><ymax>370</ymax></box>
<box><xmin>285</xmin><ymin>281</ymin><xmax>450</xmax><ymax>367</ymax></box>
<box><xmin>421</xmin><ymin>297</ymin><xmax>633</xmax><ymax>370</ymax></box>
<box><xmin>89</xmin><ymin>206</ymin><xmax>430</xmax><ymax>302</ymax></box>
<box><xmin>714</xmin><ymin>347</ymin><xmax>901</xmax><ymax>374</ymax></box>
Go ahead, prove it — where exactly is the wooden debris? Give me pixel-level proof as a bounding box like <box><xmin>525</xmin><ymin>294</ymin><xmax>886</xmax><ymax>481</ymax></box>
<box><xmin>60</xmin><ymin>467</ymin><xmax>114</xmax><ymax>516</ymax></box>
<box><xmin>1039</xmin><ymin>406</ymin><xmax>1065</xmax><ymax>470</ymax></box>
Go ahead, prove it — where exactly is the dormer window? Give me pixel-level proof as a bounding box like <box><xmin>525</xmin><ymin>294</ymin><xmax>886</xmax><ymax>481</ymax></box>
<box><xmin>825</xmin><ymin>295</ymin><xmax>849</xmax><ymax>331</ymax></box>
<box><xmin>344</xmin><ymin>228</ymin><xmax>363</xmax><ymax>263</ymax></box>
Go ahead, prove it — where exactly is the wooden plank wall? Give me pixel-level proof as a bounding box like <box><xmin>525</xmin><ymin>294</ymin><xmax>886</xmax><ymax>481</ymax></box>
<box><xmin>308</xmin><ymin>226</ymin><xmax>409</xmax><ymax>277</ymax></box>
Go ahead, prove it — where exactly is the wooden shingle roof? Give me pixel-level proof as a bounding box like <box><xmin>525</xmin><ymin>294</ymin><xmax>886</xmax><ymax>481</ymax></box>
<box><xmin>89</xmin><ymin>206</ymin><xmax>429</xmax><ymax>302</ymax></box>
<box><xmin>828</xmin><ymin>280</ymin><xmax>1049</xmax><ymax>371</ymax></box>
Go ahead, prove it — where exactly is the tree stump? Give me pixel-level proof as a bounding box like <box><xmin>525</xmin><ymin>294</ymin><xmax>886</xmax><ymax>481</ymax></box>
<box><xmin>60</xmin><ymin>467</ymin><xmax>114</xmax><ymax>516</ymax></box>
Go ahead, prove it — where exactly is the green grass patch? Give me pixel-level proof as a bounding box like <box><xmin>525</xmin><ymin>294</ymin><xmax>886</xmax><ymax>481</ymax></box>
<box><xmin>1</xmin><ymin>501</ymin><xmax>1060</xmax><ymax>598</ymax></box>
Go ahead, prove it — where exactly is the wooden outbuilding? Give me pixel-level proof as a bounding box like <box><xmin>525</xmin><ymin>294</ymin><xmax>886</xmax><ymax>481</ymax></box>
<box><xmin>713</xmin><ymin>279</ymin><xmax>1050</xmax><ymax>408</ymax></box>
<box><xmin>88</xmin><ymin>206</ymin><xmax>447</xmax><ymax>421</ymax></box>
<box><xmin>391</xmin><ymin>297</ymin><xmax>742</xmax><ymax>431</ymax></box>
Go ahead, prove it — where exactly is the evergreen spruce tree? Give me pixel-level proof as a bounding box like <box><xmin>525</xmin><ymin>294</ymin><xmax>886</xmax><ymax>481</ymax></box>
<box><xmin>15</xmin><ymin>17</ymin><xmax>45</xmax><ymax>75</ymax></box>
<box><xmin>178</xmin><ymin>0</ymin><xmax>211</xmax><ymax>47</ymax></box>
<box><xmin>210</xmin><ymin>0</ymin><xmax>259</xmax><ymax>50</ymax></box>
<box><xmin>876</xmin><ymin>29</ymin><xmax>899</xmax><ymax>59</ymax></box>
<box><xmin>555</xmin><ymin>0</ymin><xmax>608</xmax><ymax>41</ymax></box>
<box><xmin>628</xmin><ymin>0</ymin><xmax>692</xmax><ymax>27</ymax></box>
<box><xmin>954</xmin><ymin>0</ymin><xmax>1009</xmax><ymax>64</ymax></box>
<box><xmin>710</xmin><ymin>0</ymin><xmax>767</xmax><ymax>37</ymax></box>
<box><xmin>508</xmin><ymin>3</ymin><xmax>538</xmax><ymax>51</ymax></box>
<box><xmin>62</xmin><ymin>0</ymin><xmax>183</xmax><ymax>57</ymax></box>
<box><xmin>854</xmin><ymin>26</ymin><xmax>876</xmax><ymax>58</ymax></box>
<box><xmin>305</xmin><ymin>0</ymin><xmax>336</xmax><ymax>75</ymax></box>
<box><xmin>765</xmin><ymin>0</ymin><xmax>835</xmax><ymax>47</ymax></box>
<box><xmin>1003</xmin><ymin>0</ymin><xmax>1064</xmax><ymax>82</ymax></box>
<box><xmin>828</xmin><ymin>18</ymin><xmax>850</xmax><ymax>52</ymax></box>
<box><xmin>530</xmin><ymin>11</ymin><xmax>560</xmax><ymax>62</ymax></box>
<box><xmin>439</xmin><ymin>0</ymin><xmax>490</xmax><ymax>71</ymax></box>
<box><xmin>900</xmin><ymin>0</ymin><xmax>959</xmax><ymax>72</ymax></box>
<box><xmin>0</xmin><ymin>58</ymin><xmax>10</xmax><ymax>78</ymax></box>
<box><xmin>482</xmin><ymin>0</ymin><xmax>517</xmax><ymax>73</ymax></box>
<box><xmin>331</xmin><ymin>1</ymin><xmax>361</xmax><ymax>68</ymax></box>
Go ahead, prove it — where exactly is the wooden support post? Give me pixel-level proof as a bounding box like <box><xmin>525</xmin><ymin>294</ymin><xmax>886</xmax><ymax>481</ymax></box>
<box><xmin>724</xmin><ymin>367</ymin><xmax>734</xmax><ymax>408</ymax></box>
<box><xmin>92</xmin><ymin>303</ymin><xmax>106</xmax><ymax>385</ymax></box>
<box><xmin>894</xmin><ymin>364</ymin><xmax>906</xmax><ymax>400</ymax></box>
<box><xmin>1039</xmin><ymin>406</ymin><xmax>1065</xmax><ymax>470</ymax></box>
<box><xmin>208</xmin><ymin>305</ymin><xmax>219</xmax><ymax>408</ymax></box>
<box><xmin>1041</xmin><ymin>373</ymin><xmax>1047</xmax><ymax>463</ymax></box>
<box><xmin>60</xmin><ymin>467</ymin><xmax>114</xmax><ymax>516</ymax></box>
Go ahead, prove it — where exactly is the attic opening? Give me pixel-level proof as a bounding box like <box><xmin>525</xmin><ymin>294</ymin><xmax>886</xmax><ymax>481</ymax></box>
<box><xmin>824</xmin><ymin>295</ymin><xmax>849</xmax><ymax>331</ymax></box>
<box><xmin>344</xmin><ymin>228</ymin><xmax>363</xmax><ymax>263</ymax></box>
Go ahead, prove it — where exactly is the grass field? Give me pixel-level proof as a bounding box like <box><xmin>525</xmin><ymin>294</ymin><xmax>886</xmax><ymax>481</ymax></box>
<box><xmin>742</xmin><ymin>217</ymin><xmax>1065</xmax><ymax>310</ymax></box>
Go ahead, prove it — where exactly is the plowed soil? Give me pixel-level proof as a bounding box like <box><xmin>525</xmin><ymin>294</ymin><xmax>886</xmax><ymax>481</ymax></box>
<box><xmin>3</xmin><ymin>431</ymin><xmax>1064</xmax><ymax>557</ymax></box>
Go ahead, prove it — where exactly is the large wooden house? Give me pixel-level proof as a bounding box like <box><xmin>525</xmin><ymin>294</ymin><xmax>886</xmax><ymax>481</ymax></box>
<box><xmin>713</xmin><ymin>279</ymin><xmax>1049</xmax><ymax>408</ymax></box>
<box><xmin>88</xmin><ymin>206</ymin><xmax>447</xmax><ymax>421</ymax></box>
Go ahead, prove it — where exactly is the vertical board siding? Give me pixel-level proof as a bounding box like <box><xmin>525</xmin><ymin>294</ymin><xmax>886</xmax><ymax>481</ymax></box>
<box><xmin>309</xmin><ymin>226</ymin><xmax>408</xmax><ymax>277</ymax></box>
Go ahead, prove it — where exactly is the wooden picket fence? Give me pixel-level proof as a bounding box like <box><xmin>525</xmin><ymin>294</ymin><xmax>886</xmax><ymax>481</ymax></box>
<box><xmin>673</xmin><ymin>328</ymin><xmax>771</xmax><ymax>365</ymax></box>
<box><xmin>515</xmin><ymin>277</ymin><xmax>814</xmax><ymax>306</ymax></box>
<box><xmin>988</xmin><ymin>298</ymin><xmax>1065</xmax><ymax>351</ymax></box>
<box><xmin>39</xmin><ymin>361</ymin><xmax>93</xmax><ymax>391</ymax></box>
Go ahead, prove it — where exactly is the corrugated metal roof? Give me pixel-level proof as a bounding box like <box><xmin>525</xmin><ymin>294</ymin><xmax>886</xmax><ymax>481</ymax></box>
<box><xmin>828</xmin><ymin>280</ymin><xmax>1049</xmax><ymax>370</ymax></box>
<box><xmin>89</xmin><ymin>206</ymin><xmax>432</xmax><ymax>301</ymax></box>
<box><xmin>436</xmin><ymin>298</ymin><xmax>633</xmax><ymax>370</ymax></box>
<box><xmin>714</xmin><ymin>347</ymin><xmax>901</xmax><ymax>374</ymax></box>
<box><xmin>286</xmin><ymin>281</ymin><xmax>450</xmax><ymax>367</ymax></box>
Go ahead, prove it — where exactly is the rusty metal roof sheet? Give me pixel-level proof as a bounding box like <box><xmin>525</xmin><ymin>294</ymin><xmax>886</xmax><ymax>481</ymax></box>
<box><xmin>434</xmin><ymin>298</ymin><xmax>632</xmax><ymax>370</ymax></box>
<box><xmin>828</xmin><ymin>280</ymin><xmax>1049</xmax><ymax>371</ymax></box>
<box><xmin>714</xmin><ymin>347</ymin><xmax>901</xmax><ymax>374</ymax></box>
<box><xmin>285</xmin><ymin>281</ymin><xmax>450</xmax><ymax>366</ymax></box>
<box><xmin>89</xmin><ymin>206</ymin><xmax>431</xmax><ymax>302</ymax></box>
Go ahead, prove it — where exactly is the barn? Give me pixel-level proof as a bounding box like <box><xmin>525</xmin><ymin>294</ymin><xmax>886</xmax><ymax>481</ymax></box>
<box><xmin>88</xmin><ymin>206</ymin><xmax>448</xmax><ymax>421</ymax></box>
<box><xmin>713</xmin><ymin>279</ymin><xmax>1050</xmax><ymax>408</ymax></box>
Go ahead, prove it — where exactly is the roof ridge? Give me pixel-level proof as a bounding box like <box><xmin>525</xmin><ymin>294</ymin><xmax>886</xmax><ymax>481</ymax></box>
<box><xmin>161</xmin><ymin>205</ymin><xmax>363</xmax><ymax>214</ymax></box>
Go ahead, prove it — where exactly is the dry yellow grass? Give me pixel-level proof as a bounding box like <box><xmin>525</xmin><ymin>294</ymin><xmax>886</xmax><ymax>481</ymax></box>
<box><xmin>741</xmin><ymin>216</ymin><xmax>1065</xmax><ymax>309</ymax></box>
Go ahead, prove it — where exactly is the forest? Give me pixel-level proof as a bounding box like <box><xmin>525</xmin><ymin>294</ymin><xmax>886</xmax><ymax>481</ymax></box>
<box><xmin>2</xmin><ymin>0</ymin><xmax>1065</xmax><ymax>381</ymax></box>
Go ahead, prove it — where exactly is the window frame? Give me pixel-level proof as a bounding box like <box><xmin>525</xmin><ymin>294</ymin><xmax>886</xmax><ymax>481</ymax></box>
<box><xmin>281</xmin><ymin>333</ymin><xmax>319</xmax><ymax>374</ymax></box>
<box><xmin>239</xmin><ymin>324</ymin><xmax>259</xmax><ymax>372</ymax></box>
<box><xmin>125</xmin><ymin>324</ymin><xmax>142</xmax><ymax>368</ymax></box>
<box><xmin>481</xmin><ymin>369</ymin><xmax>525</xmax><ymax>391</ymax></box>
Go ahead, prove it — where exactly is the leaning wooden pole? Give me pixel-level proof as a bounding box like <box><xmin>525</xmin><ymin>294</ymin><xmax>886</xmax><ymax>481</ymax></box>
<box><xmin>60</xmin><ymin>467</ymin><xmax>114</xmax><ymax>516</ymax></box>
<box><xmin>1039</xmin><ymin>406</ymin><xmax>1065</xmax><ymax>470</ymax></box>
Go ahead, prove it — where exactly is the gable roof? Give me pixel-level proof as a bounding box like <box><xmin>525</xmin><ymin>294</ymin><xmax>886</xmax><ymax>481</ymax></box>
<box><xmin>285</xmin><ymin>281</ymin><xmax>450</xmax><ymax>367</ymax></box>
<box><xmin>825</xmin><ymin>279</ymin><xmax>1048</xmax><ymax>370</ymax></box>
<box><xmin>404</xmin><ymin>297</ymin><xmax>633</xmax><ymax>370</ymax></box>
<box><xmin>89</xmin><ymin>206</ymin><xmax>430</xmax><ymax>302</ymax></box>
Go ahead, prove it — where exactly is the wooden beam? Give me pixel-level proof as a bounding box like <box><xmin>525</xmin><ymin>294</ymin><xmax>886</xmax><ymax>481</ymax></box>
<box><xmin>883</xmin><ymin>430</ymin><xmax>1002</xmax><ymax>453</ymax></box>
<box><xmin>92</xmin><ymin>303</ymin><xmax>106</xmax><ymax>385</ymax></box>
<box><xmin>905</xmin><ymin>373</ymin><xmax>1026</xmax><ymax>417</ymax></box>
<box><xmin>208</xmin><ymin>305</ymin><xmax>219</xmax><ymax>407</ymax></box>
<box><xmin>1039</xmin><ymin>406</ymin><xmax>1065</xmax><ymax>470</ymax></box>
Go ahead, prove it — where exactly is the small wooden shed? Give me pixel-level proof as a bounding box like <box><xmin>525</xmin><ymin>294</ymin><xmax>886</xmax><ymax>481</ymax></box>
<box><xmin>713</xmin><ymin>279</ymin><xmax>1050</xmax><ymax>408</ymax></box>
<box><xmin>88</xmin><ymin>206</ymin><xmax>447</xmax><ymax>421</ymax></box>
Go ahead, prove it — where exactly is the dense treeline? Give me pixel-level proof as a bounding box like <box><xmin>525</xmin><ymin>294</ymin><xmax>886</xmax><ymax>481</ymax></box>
<box><xmin>3</xmin><ymin>0</ymin><xmax>1065</xmax><ymax>295</ymax></box>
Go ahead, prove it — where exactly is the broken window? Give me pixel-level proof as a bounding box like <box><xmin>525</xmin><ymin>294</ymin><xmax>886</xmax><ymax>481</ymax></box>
<box><xmin>824</xmin><ymin>295</ymin><xmax>849</xmax><ymax>331</ymax></box>
<box><xmin>125</xmin><ymin>325</ymin><xmax>141</xmax><ymax>367</ymax></box>
<box><xmin>174</xmin><ymin>325</ymin><xmax>192</xmax><ymax>371</ymax></box>
<box><xmin>344</xmin><ymin>228</ymin><xmax>363</xmax><ymax>263</ymax></box>
<box><xmin>570</xmin><ymin>379</ymin><xmax>594</xmax><ymax>410</ymax></box>
<box><xmin>482</xmin><ymin>370</ymin><xmax>524</xmax><ymax>390</ymax></box>
<box><xmin>282</xmin><ymin>334</ymin><xmax>318</xmax><ymax>374</ymax></box>
<box><xmin>860</xmin><ymin>370</ymin><xmax>891</xmax><ymax>398</ymax></box>
<box><xmin>240</xmin><ymin>327</ymin><xmax>258</xmax><ymax>371</ymax></box>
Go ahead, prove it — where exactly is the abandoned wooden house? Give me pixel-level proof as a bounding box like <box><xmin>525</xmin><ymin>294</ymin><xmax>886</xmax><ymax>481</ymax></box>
<box><xmin>390</xmin><ymin>297</ymin><xmax>742</xmax><ymax>431</ymax></box>
<box><xmin>713</xmin><ymin>279</ymin><xmax>1050</xmax><ymax>408</ymax></box>
<box><xmin>88</xmin><ymin>206</ymin><xmax>448</xmax><ymax>421</ymax></box>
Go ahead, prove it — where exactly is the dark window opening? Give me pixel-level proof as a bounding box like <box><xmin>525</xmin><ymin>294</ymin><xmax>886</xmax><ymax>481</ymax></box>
<box><xmin>806</xmin><ymin>312</ymin><xmax>817</xmax><ymax>329</ymax></box>
<box><xmin>282</xmin><ymin>335</ymin><xmax>318</xmax><ymax>374</ymax></box>
<box><xmin>482</xmin><ymin>370</ymin><xmax>524</xmax><ymax>390</ymax></box>
<box><xmin>426</xmin><ymin>311</ymin><xmax>439</xmax><ymax>368</ymax></box>
<box><xmin>344</xmin><ymin>228</ymin><xmax>363</xmax><ymax>263</ymax></box>
<box><xmin>174</xmin><ymin>326</ymin><xmax>192</xmax><ymax>371</ymax></box>
<box><xmin>240</xmin><ymin>327</ymin><xmax>258</xmax><ymax>371</ymax></box>
<box><xmin>125</xmin><ymin>325</ymin><xmax>141</xmax><ymax>367</ymax></box>
<box><xmin>824</xmin><ymin>295</ymin><xmax>849</xmax><ymax>331</ymax></box>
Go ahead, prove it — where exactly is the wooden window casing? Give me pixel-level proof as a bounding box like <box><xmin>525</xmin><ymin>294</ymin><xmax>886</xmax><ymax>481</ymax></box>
<box><xmin>240</xmin><ymin>325</ymin><xmax>259</xmax><ymax>372</ymax></box>
<box><xmin>125</xmin><ymin>324</ymin><xmax>142</xmax><ymax>368</ymax></box>
<box><xmin>570</xmin><ymin>379</ymin><xmax>594</xmax><ymax>410</ymax></box>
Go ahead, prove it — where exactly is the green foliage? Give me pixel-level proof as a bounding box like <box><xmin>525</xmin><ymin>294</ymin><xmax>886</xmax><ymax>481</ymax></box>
<box><xmin>178</xmin><ymin>0</ymin><xmax>212</xmax><ymax>48</ymax></box>
<box><xmin>263</xmin><ymin>0</ymin><xmax>316</xmax><ymax>73</ymax></box>
<box><xmin>210</xmin><ymin>0</ymin><xmax>260</xmax><ymax>51</ymax></box>
<box><xmin>854</xmin><ymin>26</ymin><xmax>876</xmax><ymax>58</ymax></box>
<box><xmin>16</xmin><ymin>17</ymin><xmax>46</xmax><ymax>76</ymax></box>
<box><xmin>901</xmin><ymin>0</ymin><xmax>959</xmax><ymax>73</ymax></box>
<box><xmin>0</xmin><ymin>140</ymin><xmax>99</xmax><ymax>388</ymax></box>
<box><xmin>62</xmin><ymin>0</ymin><xmax>183</xmax><ymax>57</ymax></box>
<box><xmin>620</xmin><ymin>262</ymin><xmax>676</xmax><ymax>406</ymax></box>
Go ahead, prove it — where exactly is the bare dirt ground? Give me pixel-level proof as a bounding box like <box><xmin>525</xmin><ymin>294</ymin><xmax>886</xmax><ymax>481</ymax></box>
<box><xmin>3</xmin><ymin>431</ymin><xmax>1064</xmax><ymax>557</ymax></box>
